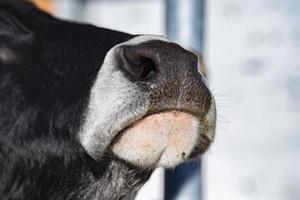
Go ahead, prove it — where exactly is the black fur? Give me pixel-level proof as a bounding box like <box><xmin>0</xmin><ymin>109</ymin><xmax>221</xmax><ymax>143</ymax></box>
<box><xmin>0</xmin><ymin>1</ymin><xmax>151</xmax><ymax>199</ymax></box>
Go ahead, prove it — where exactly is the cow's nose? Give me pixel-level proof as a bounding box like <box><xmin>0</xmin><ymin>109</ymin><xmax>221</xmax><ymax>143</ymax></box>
<box><xmin>119</xmin><ymin>40</ymin><xmax>199</xmax><ymax>81</ymax></box>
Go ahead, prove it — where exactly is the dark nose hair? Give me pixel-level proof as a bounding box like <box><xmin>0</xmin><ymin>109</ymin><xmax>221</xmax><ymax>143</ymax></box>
<box><xmin>119</xmin><ymin>40</ymin><xmax>199</xmax><ymax>81</ymax></box>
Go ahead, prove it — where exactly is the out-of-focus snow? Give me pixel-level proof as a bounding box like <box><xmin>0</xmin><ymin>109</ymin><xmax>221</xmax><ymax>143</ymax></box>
<box><xmin>204</xmin><ymin>0</ymin><xmax>300</xmax><ymax>200</ymax></box>
<box><xmin>52</xmin><ymin>0</ymin><xmax>300</xmax><ymax>200</ymax></box>
<box><xmin>54</xmin><ymin>0</ymin><xmax>164</xmax><ymax>35</ymax></box>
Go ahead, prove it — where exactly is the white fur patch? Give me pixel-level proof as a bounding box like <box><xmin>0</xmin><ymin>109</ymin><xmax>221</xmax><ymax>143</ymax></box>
<box><xmin>111</xmin><ymin>111</ymin><xmax>199</xmax><ymax>168</ymax></box>
<box><xmin>0</xmin><ymin>47</ymin><xmax>16</xmax><ymax>63</ymax></box>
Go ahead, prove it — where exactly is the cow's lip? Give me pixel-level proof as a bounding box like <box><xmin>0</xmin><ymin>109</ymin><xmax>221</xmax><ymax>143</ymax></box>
<box><xmin>109</xmin><ymin>109</ymin><xmax>199</xmax><ymax>149</ymax></box>
<box><xmin>107</xmin><ymin>96</ymin><xmax>216</xmax><ymax>165</ymax></box>
<box><xmin>108</xmin><ymin>109</ymin><xmax>214</xmax><ymax>168</ymax></box>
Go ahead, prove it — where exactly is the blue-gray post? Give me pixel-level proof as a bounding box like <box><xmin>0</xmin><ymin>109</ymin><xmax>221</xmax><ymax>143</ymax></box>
<box><xmin>166</xmin><ymin>0</ymin><xmax>204</xmax><ymax>54</ymax></box>
<box><xmin>165</xmin><ymin>0</ymin><xmax>205</xmax><ymax>200</ymax></box>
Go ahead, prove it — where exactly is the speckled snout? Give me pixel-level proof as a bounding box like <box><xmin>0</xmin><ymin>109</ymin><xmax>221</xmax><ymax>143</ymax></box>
<box><xmin>109</xmin><ymin>39</ymin><xmax>216</xmax><ymax>168</ymax></box>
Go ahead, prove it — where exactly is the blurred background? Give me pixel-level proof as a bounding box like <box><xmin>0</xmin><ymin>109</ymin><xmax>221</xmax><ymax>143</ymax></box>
<box><xmin>30</xmin><ymin>0</ymin><xmax>300</xmax><ymax>200</ymax></box>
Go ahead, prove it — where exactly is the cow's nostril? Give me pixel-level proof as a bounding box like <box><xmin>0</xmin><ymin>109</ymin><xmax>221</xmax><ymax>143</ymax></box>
<box><xmin>138</xmin><ymin>58</ymin><xmax>156</xmax><ymax>79</ymax></box>
<box><xmin>123</xmin><ymin>56</ymin><xmax>156</xmax><ymax>80</ymax></box>
<box><xmin>121</xmin><ymin>46</ymin><xmax>157</xmax><ymax>80</ymax></box>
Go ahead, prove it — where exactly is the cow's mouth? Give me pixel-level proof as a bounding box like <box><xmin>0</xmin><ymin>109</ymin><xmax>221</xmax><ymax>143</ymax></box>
<box><xmin>110</xmin><ymin>110</ymin><xmax>211</xmax><ymax>168</ymax></box>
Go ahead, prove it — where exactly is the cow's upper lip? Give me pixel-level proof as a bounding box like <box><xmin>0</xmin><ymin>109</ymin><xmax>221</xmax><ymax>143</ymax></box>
<box><xmin>109</xmin><ymin>109</ymin><xmax>197</xmax><ymax>147</ymax></box>
<box><xmin>109</xmin><ymin>108</ymin><xmax>215</xmax><ymax>168</ymax></box>
<box><xmin>104</xmin><ymin>93</ymin><xmax>216</xmax><ymax>164</ymax></box>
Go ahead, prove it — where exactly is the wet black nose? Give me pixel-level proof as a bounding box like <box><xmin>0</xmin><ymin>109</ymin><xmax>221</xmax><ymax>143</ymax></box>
<box><xmin>119</xmin><ymin>40</ymin><xmax>199</xmax><ymax>81</ymax></box>
<box><xmin>118</xmin><ymin>39</ymin><xmax>211</xmax><ymax>116</ymax></box>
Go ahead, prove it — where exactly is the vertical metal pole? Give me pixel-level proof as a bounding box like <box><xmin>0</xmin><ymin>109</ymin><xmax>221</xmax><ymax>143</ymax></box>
<box><xmin>166</xmin><ymin>0</ymin><xmax>204</xmax><ymax>54</ymax></box>
<box><xmin>165</xmin><ymin>0</ymin><xmax>205</xmax><ymax>200</ymax></box>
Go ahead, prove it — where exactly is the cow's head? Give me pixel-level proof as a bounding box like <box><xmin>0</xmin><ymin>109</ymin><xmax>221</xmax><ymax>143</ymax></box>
<box><xmin>0</xmin><ymin>0</ymin><xmax>215</xmax><ymax>170</ymax></box>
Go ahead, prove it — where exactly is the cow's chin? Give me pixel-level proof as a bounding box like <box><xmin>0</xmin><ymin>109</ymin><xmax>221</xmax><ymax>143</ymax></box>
<box><xmin>110</xmin><ymin>111</ymin><xmax>202</xmax><ymax>168</ymax></box>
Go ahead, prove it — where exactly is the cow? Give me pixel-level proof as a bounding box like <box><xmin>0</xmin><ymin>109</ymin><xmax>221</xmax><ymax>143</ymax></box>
<box><xmin>0</xmin><ymin>0</ymin><xmax>216</xmax><ymax>199</ymax></box>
